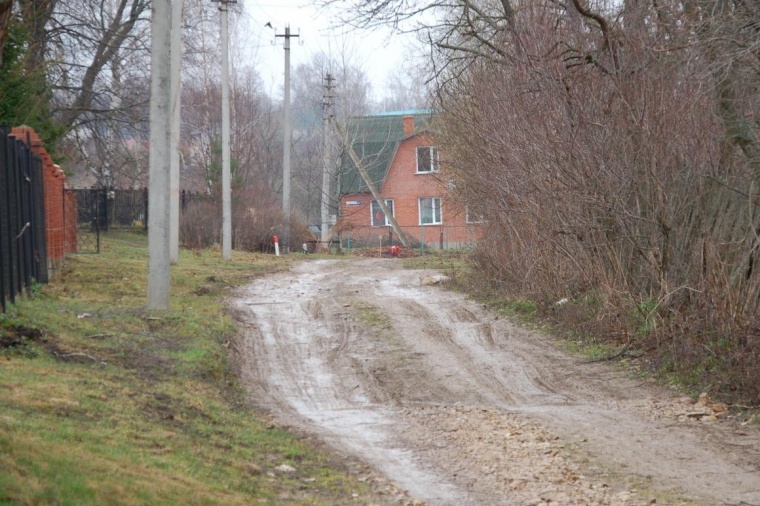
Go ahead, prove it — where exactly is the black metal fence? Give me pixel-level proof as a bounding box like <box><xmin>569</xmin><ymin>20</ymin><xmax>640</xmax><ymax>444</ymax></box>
<box><xmin>108</xmin><ymin>189</ymin><xmax>148</xmax><ymax>228</ymax></box>
<box><xmin>0</xmin><ymin>127</ymin><xmax>48</xmax><ymax>313</ymax></box>
<box><xmin>68</xmin><ymin>189</ymin><xmax>104</xmax><ymax>254</ymax></box>
<box><xmin>67</xmin><ymin>188</ymin><xmax>149</xmax><ymax>254</ymax></box>
<box><xmin>68</xmin><ymin>189</ymin><xmax>207</xmax><ymax>238</ymax></box>
<box><xmin>69</xmin><ymin>188</ymin><xmax>148</xmax><ymax>230</ymax></box>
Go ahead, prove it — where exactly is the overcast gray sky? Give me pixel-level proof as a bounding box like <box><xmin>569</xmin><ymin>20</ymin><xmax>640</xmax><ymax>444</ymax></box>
<box><xmin>238</xmin><ymin>0</ymin><xmax>416</xmax><ymax>101</ymax></box>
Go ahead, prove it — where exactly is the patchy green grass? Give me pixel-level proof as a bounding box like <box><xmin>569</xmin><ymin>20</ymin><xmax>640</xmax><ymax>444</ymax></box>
<box><xmin>402</xmin><ymin>250</ymin><xmax>471</xmax><ymax>277</ymax></box>
<box><xmin>0</xmin><ymin>230</ymin><xmax>382</xmax><ymax>505</ymax></box>
<box><xmin>501</xmin><ymin>298</ymin><xmax>538</xmax><ymax>316</ymax></box>
<box><xmin>353</xmin><ymin>302</ymin><xmax>393</xmax><ymax>332</ymax></box>
<box><xmin>563</xmin><ymin>338</ymin><xmax>620</xmax><ymax>361</ymax></box>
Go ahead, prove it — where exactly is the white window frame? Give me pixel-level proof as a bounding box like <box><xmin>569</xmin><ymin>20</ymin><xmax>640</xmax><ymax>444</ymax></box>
<box><xmin>465</xmin><ymin>205</ymin><xmax>484</xmax><ymax>224</ymax></box>
<box><xmin>419</xmin><ymin>197</ymin><xmax>442</xmax><ymax>225</ymax></box>
<box><xmin>371</xmin><ymin>199</ymin><xmax>394</xmax><ymax>227</ymax></box>
<box><xmin>416</xmin><ymin>146</ymin><xmax>439</xmax><ymax>173</ymax></box>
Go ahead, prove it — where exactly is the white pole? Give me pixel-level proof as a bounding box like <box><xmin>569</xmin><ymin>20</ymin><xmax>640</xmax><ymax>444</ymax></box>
<box><xmin>221</xmin><ymin>2</ymin><xmax>232</xmax><ymax>260</ymax></box>
<box><xmin>169</xmin><ymin>0</ymin><xmax>183</xmax><ymax>264</ymax></box>
<box><xmin>320</xmin><ymin>73</ymin><xmax>333</xmax><ymax>248</ymax></box>
<box><xmin>282</xmin><ymin>26</ymin><xmax>292</xmax><ymax>254</ymax></box>
<box><xmin>148</xmin><ymin>0</ymin><xmax>173</xmax><ymax>310</ymax></box>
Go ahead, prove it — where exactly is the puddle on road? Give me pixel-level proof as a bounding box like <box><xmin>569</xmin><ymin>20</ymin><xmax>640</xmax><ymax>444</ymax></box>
<box><xmin>238</xmin><ymin>267</ymin><xmax>473</xmax><ymax>505</ymax></box>
<box><xmin>295</xmin><ymin>403</ymin><xmax>468</xmax><ymax>504</ymax></box>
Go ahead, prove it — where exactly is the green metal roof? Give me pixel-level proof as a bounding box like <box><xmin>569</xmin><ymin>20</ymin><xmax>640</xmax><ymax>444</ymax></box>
<box><xmin>340</xmin><ymin>111</ymin><xmax>433</xmax><ymax>195</ymax></box>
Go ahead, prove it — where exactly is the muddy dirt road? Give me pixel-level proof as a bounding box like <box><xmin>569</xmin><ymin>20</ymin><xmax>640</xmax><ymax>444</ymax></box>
<box><xmin>231</xmin><ymin>259</ymin><xmax>760</xmax><ymax>505</ymax></box>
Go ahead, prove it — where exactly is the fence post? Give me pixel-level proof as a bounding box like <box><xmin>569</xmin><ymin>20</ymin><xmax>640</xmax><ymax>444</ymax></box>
<box><xmin>143</xmin><ymin>188</ymin><xmax>149</xmax><ymax>231</ymax></box>
<box><xmin>4</xmin><ymin>134</ymin><xmax>17</xmax><ymax>304</ymax></box>
<box><xmin>30</xmin><ymin>152</ymin><xmax>48</xmax><ymax>283</ymax></box>
<box><xmin>96</xmin><ymin>194</ymin><xmax>101</xmax><ymax>253</ymax></box>
<box><xmin>0</xmin><ymin>129</ymin><xmax>7</xmax><ymax>312</ymax></box>
<box><xmin>63</xmin><ymin>184</ymin><xmax>67</xmax><ymax>253</ymax></box>
<box><xmin>15</xmin><ymin>139</ymin><xmax>30</xmax><ymax>294</ymax></box>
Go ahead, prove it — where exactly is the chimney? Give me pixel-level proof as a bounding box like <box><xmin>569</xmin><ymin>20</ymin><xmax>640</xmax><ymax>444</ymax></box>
<box><xmin>402</xmin><ymin>116</ymin><xmax>414</xmax><ymax>136</ymax></box>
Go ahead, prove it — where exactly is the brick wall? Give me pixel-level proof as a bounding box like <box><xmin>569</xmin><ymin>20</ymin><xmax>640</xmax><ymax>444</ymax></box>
<box><xmin>11</xmin><ymin>127</ymin><xmax>71</xmax><ymax>269</ymax></box>
<box><xmin>339</xmin><ymin>129</ymin><xmax>482</xmax><ymax>248</ymax></box>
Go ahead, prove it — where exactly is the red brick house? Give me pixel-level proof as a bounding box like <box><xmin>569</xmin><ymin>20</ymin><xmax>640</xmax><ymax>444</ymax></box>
<box><xmin>337</xmin><ymin>111</ymin><xmax>481</xmax><ymax>249</ymax></box>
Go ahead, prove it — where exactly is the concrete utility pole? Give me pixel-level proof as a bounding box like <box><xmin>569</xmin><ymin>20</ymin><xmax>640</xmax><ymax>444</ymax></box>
<box><xmin>169</xmin><ymin>0</ymin><xmax>183</xmax><ymax>264</ymax></box>
<box><xmin>220</xmin><ymin>0</ymin><xmax>232</xmax><ymax>260</ymax></box>
<box><xmin>276</xmin><ymin>26</ymin><xmax>298</xmax><ymax>253</ymax></box>
<box><xmin>320</xmin><ymin>73</ymin><xmax>334</xmax><ymax>247</ymax></box>
<box><xmin>148</xmin><ymin>0</ymin><xmax>173</xmax><ymax>310</ymax></box>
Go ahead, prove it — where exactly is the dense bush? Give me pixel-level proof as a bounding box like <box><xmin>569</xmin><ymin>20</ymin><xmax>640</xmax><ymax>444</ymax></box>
<box><xmin>180</xmin><ymin>186</ymin><xmax>313</xmax><ymax>253</ymax></box>
<box><xmin>436</xmin><ymin>0</ymin><xmax>760</xmax><ymax>402</ymax></box>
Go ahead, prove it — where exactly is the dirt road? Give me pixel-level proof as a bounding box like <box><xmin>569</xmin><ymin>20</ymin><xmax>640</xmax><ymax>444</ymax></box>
<box><xmin>231</xmin><ymin>258</ymin><xmax>760</xmax><ymax>505</ymax></box>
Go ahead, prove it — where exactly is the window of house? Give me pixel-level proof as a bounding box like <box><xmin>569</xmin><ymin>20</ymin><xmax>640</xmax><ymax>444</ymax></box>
<box><xmin>416</xmin><ymin>146</ymin><xmax>439</xmax><ymax>173</ymax></box>
<box><xmin>465</xmin><ymin>205</ymin><xmax>485</xmax><ymax>224</ymax></box>
<box><xmin>419</xmin><ymin>197</ymin><xmax>442</xmax><ymax>225</ymax></box>
<box><xmin>371</xmin><ymin>199</ymin><xmax>394</xmax><ymax>227</ymax></box>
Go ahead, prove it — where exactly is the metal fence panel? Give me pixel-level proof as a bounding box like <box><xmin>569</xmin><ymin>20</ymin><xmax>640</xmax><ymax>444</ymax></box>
<box><xmin>68</xmin><ymin>189</ymin><xmax>103</xmax><ymax>254</ymax></box>
<box><xmin>0</xmin><ymin>128</ymin><xmax>50</xmax><ymax>312</ymax></box>
<box><xmin>30</xmin><ymin>153</ymin><xmax>48</xmax><ymax>283</ymax></box>
<box><xmin>67</xmin><ymin>188</ymin><xmax>148</xmax><ymax>242</ymax></box>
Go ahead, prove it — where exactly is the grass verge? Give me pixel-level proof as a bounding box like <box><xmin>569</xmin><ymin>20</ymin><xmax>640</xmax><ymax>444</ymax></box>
<box><xmin>401</xmin><ymin>250</ymin><xmax>470</xmax><ymax>276</ymax></box>
<box><xmin>0</xmin><ymin>230</ymin><xmax>383</xmax><ymax>505</ymax></box>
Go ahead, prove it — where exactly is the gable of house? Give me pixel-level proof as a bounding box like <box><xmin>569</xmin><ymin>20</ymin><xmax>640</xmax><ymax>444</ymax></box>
<box><xmin>337</xmin><ymin>112</ymin><xmax>482</xmax><ymax>248</ymax></box>
<box><xmin>376</xmin><ymin>130</ymin><xmax>446</xmax><ymax>223</ymax></box>
<box><xmin>340</xmin><ymin>110</ymin><xmax>433</xmax><ymax>195</ymax></box>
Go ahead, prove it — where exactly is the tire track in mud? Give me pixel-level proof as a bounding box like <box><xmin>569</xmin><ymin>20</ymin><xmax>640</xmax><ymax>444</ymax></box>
<box><xmin>382</xmin><ymin>291</ymin><xmax>567</xmax><ymax>407</ymax></box>
<box><xmin>231</xmin><ymin>259</ymin><xmax>760</xmax><ymax>506</ymax></box>
<box><xmin>232</xmin><ymin>261</ymin><xmax>468</xmax><ymax>504</ymax></box>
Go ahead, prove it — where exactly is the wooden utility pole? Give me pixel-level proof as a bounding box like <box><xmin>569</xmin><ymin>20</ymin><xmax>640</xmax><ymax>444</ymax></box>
<box><xmin>148</xmin><ymin>0</ymin><xmax>172</xmax><ymax>309</ymax></box>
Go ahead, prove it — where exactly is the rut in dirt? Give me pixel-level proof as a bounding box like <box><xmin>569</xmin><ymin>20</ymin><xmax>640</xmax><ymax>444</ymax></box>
<box><xmin>231</xmin><ymin>258</ymin><xmax>760</xmax><ymax>506</ymax></box>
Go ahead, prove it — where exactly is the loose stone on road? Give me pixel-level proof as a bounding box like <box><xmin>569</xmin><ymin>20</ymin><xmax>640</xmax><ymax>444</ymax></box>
<box><xmin>231</xmin><ymin>258</ymin><xmax>760</xmax><ymax>505</ymax></box>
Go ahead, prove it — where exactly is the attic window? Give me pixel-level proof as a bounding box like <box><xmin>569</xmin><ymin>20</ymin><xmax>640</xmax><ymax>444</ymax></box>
<box><xmin>416</xmin><ymin>146</ymin><xmax>439</xmax><ymax>173</ymax></box>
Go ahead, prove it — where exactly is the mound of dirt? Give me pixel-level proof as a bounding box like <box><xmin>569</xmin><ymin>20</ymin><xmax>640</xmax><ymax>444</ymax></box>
<box><xmin>0</xmin><ymin>324</ymin><xmax>43</xmax><ymax>348</ymax></box>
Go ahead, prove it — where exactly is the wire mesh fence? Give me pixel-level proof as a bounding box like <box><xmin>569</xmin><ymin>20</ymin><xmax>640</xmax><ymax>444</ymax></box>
<box><xmin>65</xmin><ymin>188</ymin><xmax>149</xmax><ymax>254</ymax></box>
<box><xmin>338</xmin><ymin>224</ymin><xmax>481</xmax><ymax>252</ymax></box>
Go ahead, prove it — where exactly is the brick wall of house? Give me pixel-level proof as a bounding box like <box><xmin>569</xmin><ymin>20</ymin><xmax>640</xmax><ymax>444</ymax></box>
<box><xmin>339</xmin><ymin>128</ymin><xmax>482</xmax><ymax>249</ymax></box>
<box><xmin>11</xmin><ymin>127</ymin><xmax>72</xmax><ymax>269</ymax></box>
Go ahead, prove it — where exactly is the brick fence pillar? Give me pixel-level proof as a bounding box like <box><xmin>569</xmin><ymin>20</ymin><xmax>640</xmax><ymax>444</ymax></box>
<box><xmin>10</xmin><ymin>126</ymin><xmax>69</xmax><ymax>272</ymax></box>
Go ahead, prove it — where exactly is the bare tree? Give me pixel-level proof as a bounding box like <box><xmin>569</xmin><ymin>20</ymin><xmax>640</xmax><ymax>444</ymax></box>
<box><xmin>10</xmin><ymin>0</ymin><xmax>153</xmax><ymax>186</ymax></box>
<box><xmin>0</xmin><ymin>0</ymin><xmax>13</xmax><ymax>66</ymax></box>
<box><xmin>45</xmin><ymin>0</ymin><xmax>150</xmax><ymax>130</ymax></box>
<box><xmin>329</xmin><ymin>0</ymin><xmax>760</xmax><ymax>400</ymax></box>
<box><xmin>287</xmin><ymin>50</ymin><xmax>373</xmax><ymax>224</ymax></box>
<box><xmin>377</xmin><ymin>66</ymin><xmax>431</xmax><ymax>112</ymax></box>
